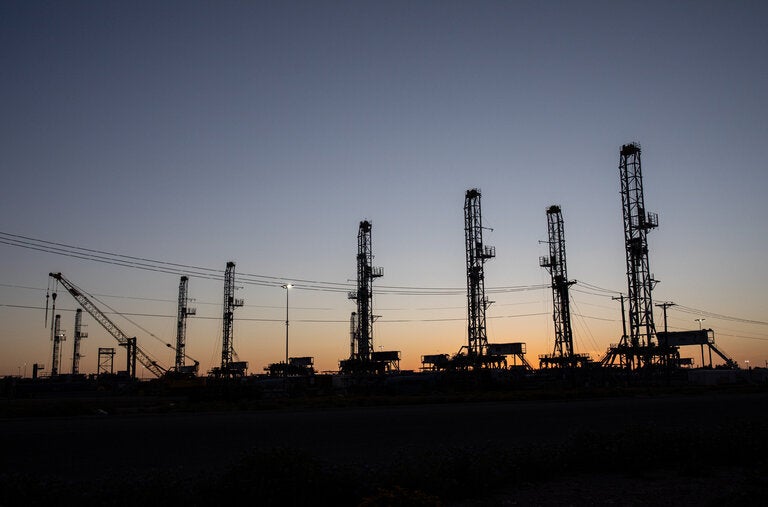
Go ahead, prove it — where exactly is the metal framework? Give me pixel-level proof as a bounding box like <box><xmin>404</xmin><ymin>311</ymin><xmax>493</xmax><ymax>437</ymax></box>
<box><xmin>220</xmin><ymin>261</ymin><xmax>244</xmax><ymax>373</ymax></box>
<box><xmin>602</xmin><ymin>143</ymin><xmax>675</xmax><ymax>369</ymax></box>
<box><xmin>50</xmin><ymin>314</ymin><xmax>64</xmax><ymax>376</ymax></box>
<box><xmin>621</xmin><ymin>143</ymin><xmax>658</xmax><ymax>350</ymax></box>
<box><xmin>347</xmin><ymin>220</ymin><xmax>382</xmax><ymax>361</ymax></box>
<box><xmin>656</xmin><ymin>329</ymin><xmax>737</xmax><ymax>369</ymax></box>
<box><xmin>349</xmin><ymin>311</ymin><xmax>358</xmax><ymax>359</ymax></box>
<box><xmin>175</xmin><ymin>276</ymin><xmax>196</xmax><ymax>371</ymax></box>
<box><xmin>71</xmin><ymin>308</ymin><xmax>87</xmax><ymax>375</ymax></box>
<box><xmin>464</xmin><ymin>188</ymin><xmax>495</xmax><ymax>357</ymax></box>
<box><xmin>540</xmin><ymin>205</ymin><xmax>574</xmax><ymax>358</ymax></box>
<box><xmin>98</xmin><ymin>347</ymin><xmax>115</xmax><ymax>375</ymax></box>
<box><xmin>124</xmin><ymin>337</ymin><xmax>137</xmax><ymax>378</ymax></box>
<box><xmin>49</xmin><ymin>272</ymin><xmax>166</xmax><ymax>378</ymax></box>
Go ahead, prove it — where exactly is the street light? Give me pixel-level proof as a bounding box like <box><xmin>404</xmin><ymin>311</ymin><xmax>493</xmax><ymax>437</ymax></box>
<box><xmin>281</xmin><ymin>284</ymin><xmax>293</xmax><ymax>375</ymax></box>
<box><xmin>695</xmin><ymin>318</ymin><xmax>705</xmax><ymax>330</ymax></box>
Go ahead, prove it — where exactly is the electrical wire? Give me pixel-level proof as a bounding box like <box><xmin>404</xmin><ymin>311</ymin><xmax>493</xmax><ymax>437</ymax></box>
<box><xmin>1</xmin><ymin>230</ymin><xmax>547</xmax><ymax>296</ymax></box>
<box><xmin>2</xmin><ymin>230</ymin><xmax>765</xmax><ymax>333</ymax></box>
<box><xmin>671</xmin><ymin>304</ymin><xmax>768</xmax><ymax>327</ymax></box>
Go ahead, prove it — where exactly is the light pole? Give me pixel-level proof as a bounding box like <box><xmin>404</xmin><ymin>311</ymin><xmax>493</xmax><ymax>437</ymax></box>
<box><xmin>695</xmin><ymin>318</ymin><xmax>705</xmax><ymax>330</ymax></box>
<box><xmin>281</xmin><ymin>284</ymin><xmax>293</xmax><ymax>375</ymax></box>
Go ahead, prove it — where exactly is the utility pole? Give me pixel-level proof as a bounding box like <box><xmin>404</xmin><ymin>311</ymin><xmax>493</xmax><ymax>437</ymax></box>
<box><xmin>282</xmin><ymin>284</ymin><xmax>293</xmax><ymax>373</ymax></box>
<box><xmin>655</xmin><ymin>301</ymin><xmax>676</xmax><ymax>333</ymax></box>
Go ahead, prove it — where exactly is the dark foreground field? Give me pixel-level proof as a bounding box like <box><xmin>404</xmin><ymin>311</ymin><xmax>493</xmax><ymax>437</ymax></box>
<box><xmin>1</xmin><ymin>389</ymin><xmax>766</xmax><ymax>506</ymax></box>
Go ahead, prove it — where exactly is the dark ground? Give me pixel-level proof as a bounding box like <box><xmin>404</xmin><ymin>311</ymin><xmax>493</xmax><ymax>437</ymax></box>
<box><xmin>1</xmin><ymin>388</ymin><xmax>767</xmax><ymax>505</ymax></box>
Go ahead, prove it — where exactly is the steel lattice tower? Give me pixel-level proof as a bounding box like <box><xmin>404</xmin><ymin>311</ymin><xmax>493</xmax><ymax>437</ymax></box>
<box><xmin>540</xmin><ymin>205</ymin><xmax>575</xmax><ymax>358</ymax></box>
<box><xmin>464</xmin><ymin>189</ymin><xmax>495</xmax><ymax>357</ymax></box>
<box><xmin>348</xmin><ymin>221</ymin><xmax>382</xmax><ymax>361</ymax></box>
<box><xmin>72</xmin><ymin>308</ymin><xmax>86</xmax><ymax>375</ymax></box>
<box><xmin>620</xmin><ymin>143</ymin><xmax>658</xmax><ymax>351</ymax></box>
<box><xmin>349</xmin><ymin>311</ymin><xmax>358</xmax><ymax>358</ymax></box>
<box><xmin>175</xmin><ymin>276</ymin><xmax>196</xmax><ymax>371</ymax></box>
<box><xmin>51</xmin><ymin>314</ymin><xmax>63</xmax><ymax>376</ymax></box>
<box><xmin>221</xmin><ymin>261</ymin><xmax>243</xmax><ymax>372</ymax></box>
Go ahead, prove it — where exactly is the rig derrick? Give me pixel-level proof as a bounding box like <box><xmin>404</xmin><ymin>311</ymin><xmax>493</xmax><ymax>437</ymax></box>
<box><xmin>464</xmin><ymin>188</ymin><xmax>494</xmax><ymax>362</ymax></box>
<box><xmin>173</xmin><ymin>276</ymin><xmax>198</xmax><ymax>376</ymax></box>
<box><xmin>538</xmin><ymin>205</ymin><xmax>591</xmax><ymax>370</ymax></box>
<box><xmin>600</xmin><ymin>143</ymin><xmax>678</xmax><ymax>371</ymax></box>
<box><xmin>341</xmin><ymin>221</ymin><xmax>399</xmax><ymax>375</ymax></box>
<box><xmin>212</xmin><ymin>262</ymin><xmax>247</xmax><ymax>378</ymax></box>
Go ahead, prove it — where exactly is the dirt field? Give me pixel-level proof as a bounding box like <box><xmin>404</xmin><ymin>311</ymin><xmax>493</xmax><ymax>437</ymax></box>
<box><xmin>1</xmin><ymin>389</ymin><xmax>766</xmax><ymax>505</ymax></box>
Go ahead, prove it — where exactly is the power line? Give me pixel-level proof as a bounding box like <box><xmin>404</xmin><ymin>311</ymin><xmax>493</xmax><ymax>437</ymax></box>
<box><xmin>0</xmin><ymin>230</ymin><xmax>546</xmax><ymax>296</ymax></box>
<box><xmin>2</xmin><ymin>230</ymin><xmax>764</xmax><ymax>328</ymax></box>
<box><xmin>671</xmin><ymin>304</ymin><xmax>768</xmax><ymax>327</ymax></box>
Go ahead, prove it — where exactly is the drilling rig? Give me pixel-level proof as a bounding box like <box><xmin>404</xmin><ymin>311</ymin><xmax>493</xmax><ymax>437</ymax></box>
<box><xmin>71</xmin><ymin>308</ymin><xmax>87</xmax><ymax>375</ymax></box>
<box><xmin>50</xmin><ymin>314</ymin><xmax>64</xmax><ymax>377</ymax></box>
<box><xmin>173</xmin><ymin>276</ymin><xmax>198</xmax><ymax>375</ymax></box>
<box><xmin>422</xmin><ymin>189</ymin><xmax>530</xmax><ymax>371</ymax></box>
<box><xmin>539</xmin><ymin>205</ymin><xmax>590</xmax><ymax>369</ymax></box>
<box><xmin>601</xmin><ymin>143</ymin><xmax>678</xmax><ymax>370</ymax></box>
<box><xmin>464</xmin><ymin>188</ymin><xmax>494</xmax><ymax>359</ymax></box>
<box><xmin>352</xmin><ymin>220</ymin><xmax>382</xmax><ymax>361</ymax></box>
<box><xmin>212</xmin><ymin>261</ymin><xmax>246</xmax><ymax>377</ymax></box>
<box><xmin>341</xmin><ymin>221</ymin><xmax>399</xmax><ymax>374</ymax></box>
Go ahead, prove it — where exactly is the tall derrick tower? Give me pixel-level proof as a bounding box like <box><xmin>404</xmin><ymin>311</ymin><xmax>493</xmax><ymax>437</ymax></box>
<box><xmin>621</xmin><ymin>142</ymin><xmax>658</xmax><ymax>353</ymax></box>
<box><xmin>175</xmin><ymin>276</ymin><xmax>196</xmax><ymax>371</ymax></box>
<box><xmin>50</xmin><ymin>314</ymin><xmax>64</xmax><ymax>376</ymax></box>
<box><xmin>220</xmin><ymin>261</ymin><xmax>244</xmax><ymax>375</ymax></box>
<box><xmin>539</xmin><ymin>205</ymin><xmax>577</xmax><ymax>366</ymax></box>
<box><xmin>71</xmin><ymin>308</ymin><xmax>87</xmax><ymax>375</ymax></box>
<box><xmin>464</xmin><ymin>188</ymin><xmax>495</xmax><ymax>357</ymax></box>
<box><xmin>603</xmin><ymin>142</ymin><xmax>676</xmax><ymax>369</ymax></box>
<box><xmin>348</xmin><ymin>220</ymin><xmax>383</xmax><ymax>361</ymax></box>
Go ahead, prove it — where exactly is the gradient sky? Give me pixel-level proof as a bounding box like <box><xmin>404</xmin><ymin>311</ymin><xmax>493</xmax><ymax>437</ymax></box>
<box><xmin>1</xmin><ymin>0</ymin><xmax>767</xmax><ymax>376</ymax></box>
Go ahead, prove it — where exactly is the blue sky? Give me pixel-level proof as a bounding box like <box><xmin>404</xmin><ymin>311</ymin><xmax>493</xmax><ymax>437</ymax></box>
<box><xmin>1</xmin><ymin>0</ymin><xmax>767</xmax><ymax>375</ymax></box>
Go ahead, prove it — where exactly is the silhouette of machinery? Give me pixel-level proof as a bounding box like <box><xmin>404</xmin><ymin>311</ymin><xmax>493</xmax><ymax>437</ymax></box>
<box><xmin>340</xmin><ymin>220</ymin><xmax>400</xmax><ymax>374</ymax></box>
<box><xmin>423</xmin><ymin>189</ymin><xmax>531</xmax><ymax>372</ymax></box>
<box><xmin>37</xmin><ymin>144</ymin><xmax>740</xmax><ymax>384</ymax></box>
<box><xmin>539</xmin><ymin>205</ymin><xmax>591</xmax><ymax>369</ymax></box>
<box><xmin>48</xmin><ymin>272</ymin><xmax>166</xmax><ymax>378</ymax></box>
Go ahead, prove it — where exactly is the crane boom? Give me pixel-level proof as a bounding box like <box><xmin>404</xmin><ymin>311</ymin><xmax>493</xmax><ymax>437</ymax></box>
<box><xmin>49</xmin><ymin>272</ymin><xmax>167</xmax><ymax>378</ymax></box>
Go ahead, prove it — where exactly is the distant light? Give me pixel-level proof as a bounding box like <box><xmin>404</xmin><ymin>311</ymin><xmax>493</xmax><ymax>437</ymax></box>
<box><xmin>282</xmin><ymin>284</ymin><xmax>293</xmax><ymax>289</ymax></box>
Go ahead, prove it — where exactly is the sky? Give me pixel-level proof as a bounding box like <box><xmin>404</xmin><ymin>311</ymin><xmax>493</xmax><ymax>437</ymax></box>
<box><xmin>1</xmin><ymin>0</ymin><xmax>767</xmax><ymax>377</ymax></box>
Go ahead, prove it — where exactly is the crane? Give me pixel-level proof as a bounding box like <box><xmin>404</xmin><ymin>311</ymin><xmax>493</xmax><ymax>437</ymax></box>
<box><xmin>48</xmin><ymin>272</ymin><xmax>167</xmax><ymax>378</ymax></box>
